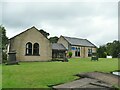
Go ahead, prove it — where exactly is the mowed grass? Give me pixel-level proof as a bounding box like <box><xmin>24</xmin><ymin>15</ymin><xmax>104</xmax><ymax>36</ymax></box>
<box><xmin>2</xmin><ymin>58</ymin><xmax>118</xmax><ymax>88</ymax></box>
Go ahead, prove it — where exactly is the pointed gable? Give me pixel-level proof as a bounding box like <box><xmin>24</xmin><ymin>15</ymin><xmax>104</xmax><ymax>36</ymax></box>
<box><xmin>9</xmin><ymin>26</ymin><xmax>49</xmax><ymax>42</ymax></box>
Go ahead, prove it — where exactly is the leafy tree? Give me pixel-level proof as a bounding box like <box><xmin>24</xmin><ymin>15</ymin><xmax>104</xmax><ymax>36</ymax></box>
<box><xmin>97</xmin><ymin>40</ymin><xmax>120</xmax><ymax>58</ymax></box>
<box><xmin>110</xmin><ymin>40</ymin><xmax>120</xmax><ymax>58</ymax></box>
<box><xmin>0</xmin><ymin>25</ymin><xmax>8</xmax><ymax>49</ymax></box>
<box><xmin>0</xmin><ymin>27</ymin><xmax>2</xmax><ymax>49</ymax></box>
<box><xmin>106</xmin><ymin>43</ymin><xmax>112</xmax><ymax>56</ymax></box>
<box><xmin>49</xmin><ymin>36</ymin><xmax>59</xmax><ymax>43</ymax></box>
<box><xmin>0</xmin><ymin>25</ymin><xmax>8</xmax><ymax>63</ymax></box>
<box><xmin>39</xmin><ymin>29</ymin><xmax>50</xmax><ymax>38</ymax></box>
<box><xmin>0</xmin><ymin>26</ymin><xmax>2</xmax><ymax>63</ymax></box>
<box><xmin>97</xmin><ymin>45</ymin><xmax>107</xmax><ymax>58</ymax></box>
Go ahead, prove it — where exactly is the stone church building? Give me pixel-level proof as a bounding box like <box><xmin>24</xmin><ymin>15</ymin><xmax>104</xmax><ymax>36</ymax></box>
<box><xmin>7</xmin><ymin>26</ymin><xmax>97</xmax><ymax>61</ymax></box>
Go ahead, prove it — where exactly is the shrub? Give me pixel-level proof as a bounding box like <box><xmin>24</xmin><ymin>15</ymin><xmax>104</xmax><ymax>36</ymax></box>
<box><xmin>68</xmin><ymin>52</ymin><xmax>72</xmax><ymax>58</ymax></box>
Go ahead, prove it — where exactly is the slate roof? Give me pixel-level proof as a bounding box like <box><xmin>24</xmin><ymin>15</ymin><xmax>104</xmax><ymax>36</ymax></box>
<box><xmin>63</xmin><ymin>36</ymin><xmax>96</xmax><ymax>47</ymax></box>
<box><xmin>52</xmin><ymin>43</ymin><xmax>66</xmax><ymax>50</ymax></box>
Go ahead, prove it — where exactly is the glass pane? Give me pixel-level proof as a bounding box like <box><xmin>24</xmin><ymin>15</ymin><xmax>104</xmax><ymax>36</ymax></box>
<box><xmin>26</xmin><ymin>42</ymin><xmax>32</xmax><ymax>55</ymax></box>
<box><xmin>34</xmin><ymin>43</ymin><xmax>39</xmax><ymax>48</ymax></box>
<box><xmin>28</xmin><ymin>44</ymin><xmax>32</xmax><ymax>48</ymax></box>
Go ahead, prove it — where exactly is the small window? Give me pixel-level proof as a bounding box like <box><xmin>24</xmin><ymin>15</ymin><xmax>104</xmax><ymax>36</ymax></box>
<box><xmin>71</xmin><ymin>47</ymin><xmax>76</xmax><ymax>50</ymax></box>
<box><xmin>26</xmin><ymin>42</ymin><xmax>32</xmax><ymax>55</ymax></box>
<box><xmin>33</xmin><ymin>43</ymin><xmax>39</xmax><ymax>55</ymax></box>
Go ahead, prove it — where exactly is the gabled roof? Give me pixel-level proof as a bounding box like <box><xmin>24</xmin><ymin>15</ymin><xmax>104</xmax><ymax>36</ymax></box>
<box><xmin>9</xmin><ymin>26</ymin><xmax>49</xmax><ymax>40</ymax></box>
<box><xmin>62</xmin><ymin>36</ymin><xmax>96</xmax><ymax>47</ymax></box>
<box><xmin>9</xmin><ymin>26</ymin><xmax>35</xmax><ymax>40</ymax></box>
<box><xmin>52</xmin><ymin>43</ymin><xmax>66</xmax><ymax>50</ymax></box>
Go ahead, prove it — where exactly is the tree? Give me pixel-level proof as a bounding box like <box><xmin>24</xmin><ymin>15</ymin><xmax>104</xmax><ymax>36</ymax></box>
<box><xmin>0</xmin><ymin>25</ymin><xmax>8</xmax><ymax>50</ymax></box>
<box><xmin>0</xmin><ymin>27</ymin><xmax>2</xmax><ymax>49</ymax></box>
<box><xmin>97</xmin><ymin>45</ymin><xmax>107</xmax><ymax>58</ymax></box>
<box><xmin>0</xmin><ymin>25</ymin><xmax>9</xmax><ymax>63</ymax></box>
<box><xmin>97</xmin><ymin>40</ymin><xmax>120</xmax><ymax>58</ymax></box>
<box><xmin>39</xmin><ymin>29</ymin><xmax>50</xmax><ymax>38</ymax></box>
<box><xmin>110</xmin><ymin>40</ymin><xmax>120</xmax><ymax>58</ymax></box>
<box><xmin>49</xmin><ymin>36</ymin><xmax>59</xmax><ymax>43</ymax></box>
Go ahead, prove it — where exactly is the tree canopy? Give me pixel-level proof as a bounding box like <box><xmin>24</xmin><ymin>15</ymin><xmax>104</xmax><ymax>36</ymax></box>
<box><xmin>97</xmin><ymin>40</ymin><xmax>120</xmax><ymax>58</ymax></box>
<box><xmin>39</xmin><ymin>29</ymin><xmax>59</xmax><ymax>43</ymax></box>
<box><xmin>0</xmin><ymin>26</ymin><xmax>9</xmax><ymax>62</ymax></box>
<box><xmin>0</xmin><ymin>25</ymin><xmax>8</xmax><ymax>50</ymax></box>
<box><xmin>49</xmin><ymin>36</ymin><xmax>59</xmax><ymax>43</ymax></box>
<box><xmin>39</xmin><ymin>29</ymin><xmax>50</xmax><ymax>38</ymax></box>
<box><xmin>97</xmin><ymin>45</ymin><xmax>107</xmax><ymax>58</ymax></box>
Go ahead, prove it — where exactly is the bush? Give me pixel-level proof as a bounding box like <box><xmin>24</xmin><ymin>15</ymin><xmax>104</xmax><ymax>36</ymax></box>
<box><xmin>68</xmin><ymin>52</ymin><xmax>72</xmax><ymax>58</ymax></box>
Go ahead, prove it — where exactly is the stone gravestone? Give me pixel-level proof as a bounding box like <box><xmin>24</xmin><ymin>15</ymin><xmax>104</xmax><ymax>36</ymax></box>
<box><xmin>6</xmin><ymin>52</ymin><xmax>19</xmax><ymax>65</ymax></box>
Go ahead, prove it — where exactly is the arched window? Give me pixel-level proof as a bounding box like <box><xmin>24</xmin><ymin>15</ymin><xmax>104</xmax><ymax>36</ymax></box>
<box><xmin>26</xmin><ymin>42</ymin><xmax>32</xmax><ymax>55</ymax></box>
<box><xmin>33</xmin><ymin>43</ymin><xmax>39</xmax><ymax>55</ymax></box>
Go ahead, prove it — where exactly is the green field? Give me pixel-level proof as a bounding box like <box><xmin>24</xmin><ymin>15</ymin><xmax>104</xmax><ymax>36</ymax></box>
<box><xmin>2</xmin><ymin>58</ymin><xmax>118</xmax><ymax>88</ymax></box>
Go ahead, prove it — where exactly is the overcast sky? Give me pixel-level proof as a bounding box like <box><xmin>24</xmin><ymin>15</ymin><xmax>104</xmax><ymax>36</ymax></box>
<box><xmin>1</xmin><ymin>0</ymin><xmax>119</xmax><ymax>46</ymax></box>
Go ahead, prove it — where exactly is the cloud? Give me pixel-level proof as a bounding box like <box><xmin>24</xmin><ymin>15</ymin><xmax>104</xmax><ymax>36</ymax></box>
<box><xmin>2</xmin><ymin>1</ymin><xmax>118</xmax><ymax>46</ymax></box>
<box><xmin>2</xmin><ymin>0</ymin><xmax>119</xmax><ymax>3</ymax></box>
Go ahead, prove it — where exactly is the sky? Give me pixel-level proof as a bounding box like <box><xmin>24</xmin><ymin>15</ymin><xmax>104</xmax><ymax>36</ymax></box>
<box><xmin>1</xmin><ymin>0</ymin><xmax>119</xmax><ymax>47</ymax></box>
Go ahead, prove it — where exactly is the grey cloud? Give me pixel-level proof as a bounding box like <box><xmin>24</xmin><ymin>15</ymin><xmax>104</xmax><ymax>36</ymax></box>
<box><xmin>3</xmin><ymin>2</ymin><xmax>117</xmax><ymax>23</ymax></box>
<box><xmin>2</xmin><ymin>2</ymin><xmax>118</xmax><ymax>46</ymax></box>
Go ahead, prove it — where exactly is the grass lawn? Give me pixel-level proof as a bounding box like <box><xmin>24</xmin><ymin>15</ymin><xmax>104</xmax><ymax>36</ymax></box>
<box><xmin>2</xmin><ymin>58</ymin><xmax>118</xmax><ymax>88</ymax></box>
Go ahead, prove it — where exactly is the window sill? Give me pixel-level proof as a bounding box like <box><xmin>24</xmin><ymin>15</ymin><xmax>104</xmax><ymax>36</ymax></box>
<box><xmin>25</xmin><ymin>54</ymin><xmax>40</xmax><ymax>56</ymax></box>
<box><xmin>33</xmin><ymin>54</ymin><xmax>40</xmax><ymax>56</ymax></box>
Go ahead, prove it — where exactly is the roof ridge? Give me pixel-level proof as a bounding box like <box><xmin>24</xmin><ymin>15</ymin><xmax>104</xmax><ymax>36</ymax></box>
<box><xmin>9</xmin><ymin>26</ymin><xmax>37</xmax><ymax>40</ymax></box>
<box><xmin>61</xmin><ymin>35</ymin><xmax>96</xmax><ymax>47</ymax></box>
<box><xmin>9</xmin><ymin>26</ymin><xmax>50</xmax><ymax>41</ymax></box>
<box><xmin>85</xmin><ymin>39</ymin><xmax>97</xmax><ymax>47</ymax></box>
<box><xmin>62</xmin><ymin>35</ymin><xmax>85</xmax><ymax>40</ymax></box>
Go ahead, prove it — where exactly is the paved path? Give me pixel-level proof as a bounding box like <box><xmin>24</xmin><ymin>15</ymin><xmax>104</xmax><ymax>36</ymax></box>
<box><xmin>76</xmin><ymin>72</ymin><xmax>120</xmax><ymax>86</ymax></box>
<box><xmin>53</xmin><ymin>72</ymin><xmax>119</xmax><ymax>89</ymax></box>
<box><xmin>53</xmin><ymin>78</ymin><xmax>113</xmax><ymax>89</ymax></box>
